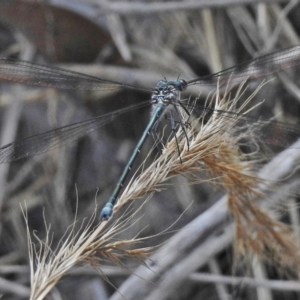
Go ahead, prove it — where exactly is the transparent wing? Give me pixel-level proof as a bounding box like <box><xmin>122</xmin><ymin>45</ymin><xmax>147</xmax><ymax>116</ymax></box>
<box><xmin>184</xmin><ymin>102</ymin><xmax>300</xmax><ymax>148</ymax></box>
<box><xmin>1</xmin><ymin>45</ymin><xmax>300</xmax><ymax>91</ymax></box>
<box><xmin>0</xmin><ymin>59</ymin><xmax>149</xmax><ymax>91</ymax></box>
<box><xmin>0</xmin><ymin>101</ymin><xmax>150</xmax><ymax>163</ymax></box>
<box><xmin>187</xmin><ymin>44</ymin><xmax>300</xmax><ymax>86</ymax></box>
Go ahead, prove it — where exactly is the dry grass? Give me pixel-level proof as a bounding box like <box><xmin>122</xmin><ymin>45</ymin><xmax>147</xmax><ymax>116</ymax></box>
<box><xmin>23</xmin><ymin>79</ymin><xmax>300</xmax><ymax>299</ymax></box>
<box><xmin>24</xmin><ymin>204</ymin><xmax>156</xmax><ymax>300</ymax></box>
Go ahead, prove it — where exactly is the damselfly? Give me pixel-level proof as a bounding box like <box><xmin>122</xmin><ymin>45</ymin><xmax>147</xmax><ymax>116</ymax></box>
<box><xmin>0</xmin><ymin>44</ymin><xmax>300</xmax><ymax>220</ymax></box>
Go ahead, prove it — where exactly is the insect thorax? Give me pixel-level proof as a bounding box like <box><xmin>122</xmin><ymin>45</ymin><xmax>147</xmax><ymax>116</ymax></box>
<box><xmin>151</xmin><ymin>79</ymin><xmax>187</xmax><ymax>105</ymax></box>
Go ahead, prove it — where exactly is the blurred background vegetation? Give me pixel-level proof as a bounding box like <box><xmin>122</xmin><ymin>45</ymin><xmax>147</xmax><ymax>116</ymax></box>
<box><xmin>1</xmin><ymin>0</ymin><xmax>300</xmax><ymax>299</ymax></box>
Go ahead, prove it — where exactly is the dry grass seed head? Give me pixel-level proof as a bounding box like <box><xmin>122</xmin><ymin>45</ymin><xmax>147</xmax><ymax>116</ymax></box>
<box><xmin>116</xmin><ymin>79</ymin><xmax>300</xmax><ymax>274</ymax></box>
<box><xmin>24</xmin><ymin>203</ymin><xmax>157</xmax><ymax>300</ymax></box>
